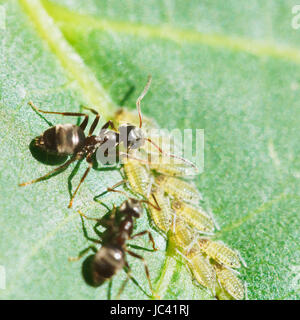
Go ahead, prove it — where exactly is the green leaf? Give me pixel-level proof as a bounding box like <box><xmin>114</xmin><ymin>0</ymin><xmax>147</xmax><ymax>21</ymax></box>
<box><xmin>1</xmin><ymin>0</ymin><xmax>299</xmax><ymax>300</ymax></box>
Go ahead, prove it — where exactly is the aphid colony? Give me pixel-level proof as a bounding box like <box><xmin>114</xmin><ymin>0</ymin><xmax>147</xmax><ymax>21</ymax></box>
<box><xmin>19</xmin><ymin>76</ymin><xmax>246</xmax><ymax>299</ymax></box>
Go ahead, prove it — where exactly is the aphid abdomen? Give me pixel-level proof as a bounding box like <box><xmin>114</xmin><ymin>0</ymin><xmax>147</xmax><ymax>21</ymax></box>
<box><xmin>171</xmin><ymin>218</ymin><xmax>195</xmax><ymax>251</ymax></box>
<box><xmin>199</xmin><ymin>239</ymin><xmax>241</xmax><ymax>269</ymax></box>
<box><xmin>150</xmin><ymin>161</ymin><xmax>198</xmax><ymax>177</ymax></box>
<box><xmin>187</xmin><ymin>247</ymin><xmax>217</xmax><ymax>293</ymax></box>
<box><xmin>172</xmin><ymin>200</ymin><xmax>214</xmax><ymax>233</ymax></box>
<box><xmin>92</xmin><ymin>245</ymin><xmax>125</xmax><ymax>286</ymax></box>
<box><xmin>41</xmin><ymin>124</ymin><xmax>85</xmax><ymax>155</ymax></box>
<box><xmin>215</xmin><ymin>265</ymin><xmax>244</xmax><ymax>300</ymax></box>
<box><xmin>123</xmin><ymin>160</ymin><xmax>150</xmax><ymax>197</ymax></box>
<box><xmin>149</xmin><ymin>188</ymin><xmax>172</xmax><ymax>232</ymax></box>
<box><xmin>156</xmin><ymin>176</ymin><xmax>202</xmax><ymax>204</ymax></box>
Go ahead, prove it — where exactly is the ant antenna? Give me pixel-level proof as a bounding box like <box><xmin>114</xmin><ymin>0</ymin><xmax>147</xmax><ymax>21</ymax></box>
<box><xmin>136</xmin><ymin>75</ymin><xmax>152</xmax><ymax>128</ymax></box>
<box><xmin>107</xmin><ymin>188</ymin><xmax>161</xmax><ymax>211</ymax></box>
<box><xmin>145</xmin><ymin>138</ymin><xmax>198</xmax><ymax>169</ymax></box>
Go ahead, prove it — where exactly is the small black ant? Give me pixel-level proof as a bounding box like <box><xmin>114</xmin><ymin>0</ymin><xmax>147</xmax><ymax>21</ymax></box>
<box><xmin>70</xmin><ymin>189</ymin><xmax>160</xmax><ymax>298</ymax></box>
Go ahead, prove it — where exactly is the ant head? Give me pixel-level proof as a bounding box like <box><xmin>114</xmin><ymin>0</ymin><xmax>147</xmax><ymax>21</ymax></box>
<box><xmin>119</xmin><ymin>198</ymin><xmax>143</xmax><ymax>218</ymax></box>
<box><xmin>118</xmin><ymin>123</ymin><xmax>145</xmax><ymax>150</ymax></box>
<box><xmin>117</xmin><ymin>75</ymin><xmax>152</xmax><ymax>151</ymax></box>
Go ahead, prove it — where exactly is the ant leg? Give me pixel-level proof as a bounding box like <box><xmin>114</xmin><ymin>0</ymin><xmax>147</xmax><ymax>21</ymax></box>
<box><xmin>100</xmin><ymin>120</ymin><xmax>117</xmax><ymax>132</ymax></box>
<box><xmin>116</xmin><ymin>261</ymin><xmax>132</xmax><ymax>299</ymax></box>
<box><xmin>81</xmin><ymin>107</ymin><xmax>100</xmax><ymax>136</ymax></box>
<box><xmin>131</xmin><ymin>230</ymin><xmax>157</xmax><ymax>251</ymax></box>
<box><xmin>68</xmin><ymin>162</ymin><xmax>92</xmax><ymax>208</ymax></box>
<box><xmin>78</xmin><ymin>210</ymin><xmax>101</xmax><ymax>222</ymax></box>
<box><xmin>28</xmin><ymin>101</ymin><xmax>89</xmax><ymax>131</ymax></box>
<box><xmin>68</xmin><ymin>245</ymin><xmax>97</xmax><ymax>262</ymax></box>
<box><xmin>19</xmin><ymin>156</ymin><xmax>76</xmax><ymax>187</ymax></box>
<box><xmin>110</xmin><ymin>179</ymin><xmax>126</xmax><ymax>190</ymax></box>
<box><xmin>125</xmin><ymin>249</ymin><xmax>153</xmax><ymax>295</ymax></box>
<box><xmin>78</xmin><ymin>213</ymin><xmax>102</xmax><ymax>243</ymax></box>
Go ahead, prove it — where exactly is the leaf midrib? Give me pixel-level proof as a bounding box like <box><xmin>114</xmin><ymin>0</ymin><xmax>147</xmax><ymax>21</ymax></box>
<box><xmin>42</xmin><ymin>0</ymin><xmax>300</xmax><ymax>65</ymax></box>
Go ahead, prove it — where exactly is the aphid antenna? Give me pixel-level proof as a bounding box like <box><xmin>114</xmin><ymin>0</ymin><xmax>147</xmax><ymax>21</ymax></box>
<box><xmin>175</xmin><ymin>248</ymin><xmax>192</xmax><ymax>264</ymax></box>
<box><xmin>145</xmin><ymin>137</ymin><xmax>199</xmax><ymax>170</ymax></box>
<box><xmin>120</xmin><ymin>152</ymin><xmax>150</xmax><ymax>165</ymax></box>
<box><xmin>236</xmin><ymin>249</ymin><xmax>248</xmax><ymax>268</ymax></box>
<box><xmin>191</xmin><ymin>278</ymin><xmax>215</xmax><ymax>297</ymax></box>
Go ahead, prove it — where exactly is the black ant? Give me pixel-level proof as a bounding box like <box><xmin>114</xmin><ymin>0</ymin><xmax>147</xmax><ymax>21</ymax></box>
<box><xmin>19</xmin><ymin>76</ymin><xmax>194</xmax><ymax>208</ymax></box>
<box><xmin>19</xmin><ymin>101</ymin><xmax>120</xmax><ymax>208</ymax></box>
<box><xmin>70</xmin><ymin>189</ymin><xmax>160</xmax><ymax>298</ymax></box>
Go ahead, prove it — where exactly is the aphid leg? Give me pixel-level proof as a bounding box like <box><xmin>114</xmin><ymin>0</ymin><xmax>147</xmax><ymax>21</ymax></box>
<box><xmin>131</xmin><ymin>230</ymin><xmax>157</xmax><ymax>251</ymax></box>
<box><xmin>223</xmin><ymin>265</ymin><xmax>241</xmax><ymax>275</ymax></box>
<box><xmin>116</xmin><ymin>261</ymin><xmax>132</xmax><ymax>299</ymax></box>
<box><xmin>171</xmin><ymin>211</ymin><xmax>177</xmax><ymax>234</ymax></box>
<box><xmin>236</xmin><ymin>250</ymin><xmax>248</xmax><ymax>268</ymax></box>
<box><xmin>81</xmin><ymin>106</ymin><xmax>100</xmax><ymax>136</ymax></box>
<box><xmin>68</xmin><ymin>245</ymin><xmax>97</xmax><ymax>262</ymax></box>
<box><xmin>207</xmin><ymin>208</ymin><xmax>220</xmax><ymax>230</ymax></box>
<box><xmin>244</xmin><ymin>282</ymin><xmax>248</xmax><ymax>300</ymax></box>
<box><xmin>185</xmin><ymin>236</ymin><xmax>200</xmax><ymax>254</ymax></box>
<box><xmin>68</xmin><ymin>162</ymin><xmax>93</xmax><ymax>208</ymax></box>
<box><xmin>28</xmin><ymin>101</ymin><xmax>90</xmax><ymax>130</ymax></box>
<box><xmin>175</xmin><ymin>248</ymin><xmax>192</xmax><ymax>263</ymax></box>
<box><xmin>19</xmin><ymin>156</ymin><xmax>77</xmax><ymax>187</ymax></box>
<box><xmin>136</xmin><ymin>75</ymin><xmax>152</xmax><ymax>128</ymax></box>
<box><xmin>126</xmin><ymin>249</ymin><xmax>153</xmax><ymax>296</ymax></box>
<box><xmin>146</xmin><ymin>176</ymin><xmax>154</xmax><ymax>198</ymax></box>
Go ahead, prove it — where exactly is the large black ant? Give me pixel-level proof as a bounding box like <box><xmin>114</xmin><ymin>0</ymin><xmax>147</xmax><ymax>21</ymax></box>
<box><xmin>19</xmin><ymin>76</ymin><xmax>195</xmax><ymax>208</ymax></box>
<box><xmin>70</xmin><ymin>189</ymin><xmax>160</xmax><ymax>298</ymax></box>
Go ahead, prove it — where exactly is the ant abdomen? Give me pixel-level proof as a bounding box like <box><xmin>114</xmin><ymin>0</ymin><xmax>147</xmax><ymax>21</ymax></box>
<box><xmin>37</xmin><ymin>124</ymin><xmax>85</xmax><ymax>155</ymax></box>
<box><xmin>92</xmin><ymin>245</ymin><xmax>125</xmax><ymax>286</ymax></box>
